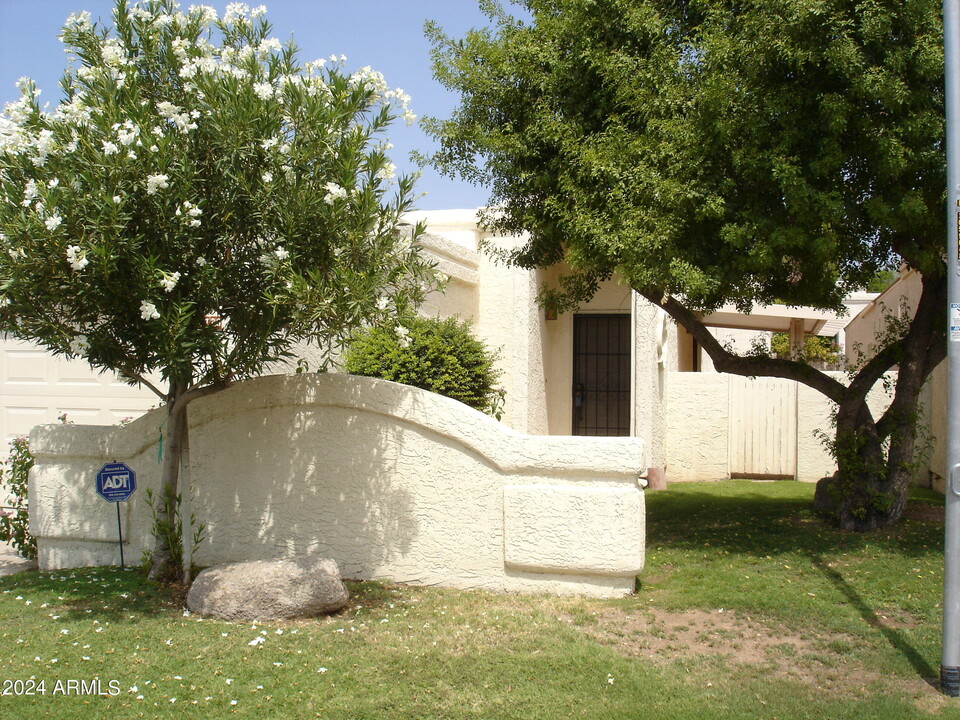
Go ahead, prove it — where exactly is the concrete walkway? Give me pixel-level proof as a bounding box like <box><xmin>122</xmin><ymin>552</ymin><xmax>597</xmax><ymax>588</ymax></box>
<box><xmin>0</xmin><ymin>541</ymin><xmax>37</xmax><ymax>576</ymax></box>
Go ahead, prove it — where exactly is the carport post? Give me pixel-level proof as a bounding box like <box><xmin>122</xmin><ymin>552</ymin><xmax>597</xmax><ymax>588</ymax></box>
<box><xmin>942</xmin><ymin>0</ymin><xmax>960</xmax><ymax>697</ymax></box>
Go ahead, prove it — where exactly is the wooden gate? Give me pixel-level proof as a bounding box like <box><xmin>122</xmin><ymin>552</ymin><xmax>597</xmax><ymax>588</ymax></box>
<box><xmin>727</xmin><ymin>376</ymin><xmax>798</xmax><ymax>479</ymax></box>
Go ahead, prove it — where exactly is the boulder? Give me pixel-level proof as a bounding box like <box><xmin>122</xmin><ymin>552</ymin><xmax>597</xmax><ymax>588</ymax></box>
<box><xmin>187</xmin><ymin>557</ymin><xmax>349</xmax><ymax>621</ymax></box>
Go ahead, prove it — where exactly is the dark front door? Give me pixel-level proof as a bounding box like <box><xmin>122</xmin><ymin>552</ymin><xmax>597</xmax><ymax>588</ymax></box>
<box><xmin>572</xmin><ymin>314</ymin><xmax>631</xmax><ymax>436</ymax></box>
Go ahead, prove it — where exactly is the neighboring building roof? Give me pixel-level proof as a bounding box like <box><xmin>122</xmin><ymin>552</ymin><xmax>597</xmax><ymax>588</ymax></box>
<box><xmin>699</xmin><ymin>292</ymin><xmax>879</xmax><ymax>337</ymax></box>
<box><xmin>700</xmin><ymin>304</ymin><xmax>837</xmax><ymax>335</ymax></box>
<box><xmin>404</xmin><ymin>209</ymin><xmax>482</xmax><ymax>252</ymax></box>
<box><xmin>818</xmin><ymin>292</ymin><xmax>880</xmax><ymax>338</ymax></box>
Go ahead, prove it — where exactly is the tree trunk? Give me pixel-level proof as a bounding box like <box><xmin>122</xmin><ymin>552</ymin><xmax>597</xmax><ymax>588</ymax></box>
<box><xmin>180</xmin><ymin>407</ymin><xmax>193</xmax><ymax>585</ymax></box>
<box><xmin>814</xmin><ymin>399</ymin><xmax>893</xmax><ymax>530</ymax></box>
<box><xmin>147</xmin><ymin>383</ymin><xmax>188</xmax><ymax>582</ymax></box>
<box><xmin>815</xmin><ymin>272</ymin><xmax>945</xmax><ymax>530</ymax></box>
<box><xmin>645</xmin><ymin>273</ymin><xmax>945</xmax><ymax>533</ymax></box>
<box><xmin>814</xmin><ymin>355</ymin><xmax>929</xmax><ymax>531</ymax></box>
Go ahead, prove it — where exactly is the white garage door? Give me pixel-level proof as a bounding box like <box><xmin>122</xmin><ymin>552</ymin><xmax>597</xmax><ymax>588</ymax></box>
<box><xmin>1</xmin><ymin>335</ymin><xmax>160</xmax><ymax>449</ymax></box>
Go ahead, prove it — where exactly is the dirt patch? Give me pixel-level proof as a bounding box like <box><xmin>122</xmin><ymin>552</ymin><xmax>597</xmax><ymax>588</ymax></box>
<box><xmin>575</xmin><ymin>606</ymin><xmax>814</xmax><ymax>668</ymax></box>
<box><xmin>569</xmin><ymin>605</ymin><xmax>943</xmax><ymax>706</ymax></box>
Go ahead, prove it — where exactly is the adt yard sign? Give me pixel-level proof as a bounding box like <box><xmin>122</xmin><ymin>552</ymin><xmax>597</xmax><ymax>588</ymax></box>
<box><xmin>95</xmin><ymin>462</ymin><xmax>137</xmax><ymax>502</ymax></box>
<box><xmin>95</xmin><ymin>462</ymin><xmax>136</xmax><ymax>567</ymax></box>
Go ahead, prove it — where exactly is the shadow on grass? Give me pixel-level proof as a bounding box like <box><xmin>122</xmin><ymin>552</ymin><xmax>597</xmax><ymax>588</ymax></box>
<box><xmin>646</xmin><ymin>482</ymin><xmax>943</xmax><ymax>683</ymax></box>
<box><xmin>646</xmin><ymin>486</ymin><xmax>943</xmax><ymax>558</ymax></box>
<box><xmin>808</xmin><ymin>552</ymin><xmax>937</xmax><ymax>681</ymax></box>
<box><xmin>3</xmin><ymin>566</ymin><xmax>184</xmax><ymax>624</ymax></box>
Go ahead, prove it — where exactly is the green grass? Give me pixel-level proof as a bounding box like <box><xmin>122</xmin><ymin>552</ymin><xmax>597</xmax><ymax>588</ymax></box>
<box><xmin>2</xmin><ymin>480</ymin><xmax>959</xmax><ymax>719</ymax></box>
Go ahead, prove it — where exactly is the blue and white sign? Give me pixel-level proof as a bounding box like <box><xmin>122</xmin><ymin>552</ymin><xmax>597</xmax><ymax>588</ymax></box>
<box><xmin>95</xmin><ymin>462</ymin><xmax>137</xmax><ymax>502</ymax></box>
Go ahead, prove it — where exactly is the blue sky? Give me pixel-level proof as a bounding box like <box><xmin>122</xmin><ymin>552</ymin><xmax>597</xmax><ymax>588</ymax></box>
<box><xmin>0</xmin><ymin>0</ymin><xmax>497</xmax><ymax>210</ymax></box>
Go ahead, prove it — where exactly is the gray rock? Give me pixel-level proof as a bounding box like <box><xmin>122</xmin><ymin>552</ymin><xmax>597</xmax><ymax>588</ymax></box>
<box><xmin>187</xmin><ymin>557</ymin><xmax>349</xmax><ymax>621</ymax></box>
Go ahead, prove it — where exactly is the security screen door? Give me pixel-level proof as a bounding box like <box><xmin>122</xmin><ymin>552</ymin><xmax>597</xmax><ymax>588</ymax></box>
<box><xmin>572</xmin><ymin>314</ymin><xmax>631</xmax><ymax>436</ymax></box>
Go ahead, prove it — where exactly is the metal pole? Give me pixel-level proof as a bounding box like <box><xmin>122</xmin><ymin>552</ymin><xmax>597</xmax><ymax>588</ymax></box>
<box><xmin>116</xmin><ymin>502</ymin><xmax>125</xmax><ymax>569</ymax></box>
<box><xmin>942</xmin><ymin>0</ymin><xmax>960</xmax><ymax>697</ymax></box>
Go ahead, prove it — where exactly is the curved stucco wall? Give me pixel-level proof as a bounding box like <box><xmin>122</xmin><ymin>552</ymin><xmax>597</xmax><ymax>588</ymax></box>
<box><xmin>29</xmin><ymin>373</ymin><xmax>645</xmax><ymax>597</ymax></box>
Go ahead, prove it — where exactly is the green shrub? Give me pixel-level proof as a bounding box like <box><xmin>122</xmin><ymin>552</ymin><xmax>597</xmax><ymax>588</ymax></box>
<box><xmin>344</xmin><ymin>316</ymin><xmax>503</xmax><ymax>416</ymax></box>
<box><xmin>770</xmin><ymin>332</ymin><xmax>840</xmax><ymax>365</ymax></box>
<box><xmin>0</xmin><ymin>435</ymin><xmax>36</xmax><ymax>560</ymax></box>
<box><xmin>141</xmin><ymin>485</ymin><xmax>207</xmax><ymax>582</ymax></box>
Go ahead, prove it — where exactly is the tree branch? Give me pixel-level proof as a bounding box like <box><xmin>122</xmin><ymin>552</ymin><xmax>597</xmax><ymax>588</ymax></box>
<box><xmin>117</xmin><ymin>367</ymin><xmax>167</xmax><ymax>401</ymax></box>
<box><xmin>845</xmin><ymin>338</ymin><xmax>906</xmax><ymax>400</ymax></box>
<box><xmin>649</xmin><ymin>292</ymin><xmax>850</xmax><ymax>403</ymax></box>
<box><xmin>171</xmin><ymin>381</ymin><xmax>233</xmax><ymax>415</ymax></box>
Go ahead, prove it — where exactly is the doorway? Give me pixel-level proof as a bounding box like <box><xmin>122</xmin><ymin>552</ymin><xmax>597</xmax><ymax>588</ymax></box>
<box><xmin>572</xmin><ymin>314</ymin><xmax>631</xmax><ymax>436</ymax></box>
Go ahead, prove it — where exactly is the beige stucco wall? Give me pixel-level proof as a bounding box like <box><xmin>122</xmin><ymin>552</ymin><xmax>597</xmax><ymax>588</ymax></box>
<box><xmin>476</xmin><ymin>239</ymin><xmax>549</xmax><ymax>435</ymax></box>
<box><xmin>664</xmin><ymin>373</ymin><xmax>731</xmax><ymax>481</ymax></box>
<box><xmin>418</xmin><ymin>230</ymin><xmax>481</xmax><ymax>322</ymax></box>
<box><xmin>408</xmin><ymin>210</ymin><xmax>551</xmax><ymax>436</ymax></box>
<box><xmin>666</xmin><ymin>371</ymin><xmax>895</xmax><ymax>482</ymax></box>
<box><xmin>632</xmin><ymin>300</ymin><xmax>670</xmax><ymax>469</ymax></box>
<box><xmin>843</xmin><ymin>271</ymin><xmax>922</xmax><ymax>366</ymax></box>
<box><xmin>29</xmin><ymin>373</ymin><xmax>646</xmax><ymax>597</ymax></box>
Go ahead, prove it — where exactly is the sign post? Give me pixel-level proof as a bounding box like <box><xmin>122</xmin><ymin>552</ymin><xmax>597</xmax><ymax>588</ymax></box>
<box><xmin>95</xmin><ymin>462</ymin><xmax>137</xmax><ymax>568</ymax></box>
<box><xmin>944</xmin><ymin>0</ymin><xmax>960</xmax><ymax>697</ymax></box>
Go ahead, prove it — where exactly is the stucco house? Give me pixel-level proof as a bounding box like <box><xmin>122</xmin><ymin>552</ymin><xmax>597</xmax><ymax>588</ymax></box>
<box><xmin>2</xmin><ymin>208</ymin><xmax>881</xmax><ymax>484</ymax></box>
<box><xmin>406</xmin><ymin>209</ymin><xmax>892</xmax><ymax>484</ymax></box>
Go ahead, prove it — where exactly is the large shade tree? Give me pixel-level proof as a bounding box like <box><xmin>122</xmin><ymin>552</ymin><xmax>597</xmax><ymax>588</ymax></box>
<box><xmin>425</xmin><ymin>0</ymin><xmax>946</xmax><ymax>529</ymax></box>
<box><xmin>0</xmin><ymin>0</ymin><xmax>440</xmax><ymax>580</ymax></box>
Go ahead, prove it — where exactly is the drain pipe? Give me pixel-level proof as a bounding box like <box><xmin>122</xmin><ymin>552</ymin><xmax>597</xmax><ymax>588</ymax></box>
<box><xmin>942</xmin><ymin>0</ymin><xmax>960</xmax><ymax>697</ymax></box>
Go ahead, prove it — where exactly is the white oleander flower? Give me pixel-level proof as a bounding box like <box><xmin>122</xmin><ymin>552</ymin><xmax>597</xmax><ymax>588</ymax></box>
<box><xmin>116</xmin><ymin>121</ymin><xmax>139</xmax><ymax>146</ymax></box>
<box><xmin>323</xmin><ymin>181</ymin><xmax>347</xmax><ymax>205</ymax></box>
<box><xmin>159</xmin><ymin>271</ymin><xmax>181</xmax><ymax>293</ymax></box>
<box><xmin>146</xmin><ymin>174</ymin><xmax>169</xmax><ymax>194</ymax></box>
<box><xmin>21</xmin><ymin>180</ymin><xmax>38</xmax><ymax>206</ymax></box>
<box><xmin>69</xmin><ymin>335</ymin><xmax>89</xmax><ymax>356</ymax></box>
<box><xmin>140</xmin><ymin>300</ymin><xmax>160</xmax><ymax>320</ymax></box>
<box><xmin>65</xmin><ymin>244</ymin><xmax>89</xmax><ymax>271</ymax></box>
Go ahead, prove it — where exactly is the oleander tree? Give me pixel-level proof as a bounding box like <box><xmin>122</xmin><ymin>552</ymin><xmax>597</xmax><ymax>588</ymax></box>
<box><xmin>0</xmin><ymin>0</ymin><xmax>440</xmax><ymax>581</ymax></box>
<box><xmin>425</xmin><ymin>0</ymin><xmax>946</xmax><ymax>530</ymax></box>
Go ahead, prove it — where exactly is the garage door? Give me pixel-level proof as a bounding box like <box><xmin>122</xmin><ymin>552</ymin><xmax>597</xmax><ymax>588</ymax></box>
<box><xmin>1</xmin><ymin>335</ymin><xmax>159</xmax><ymax>449</ymax></box>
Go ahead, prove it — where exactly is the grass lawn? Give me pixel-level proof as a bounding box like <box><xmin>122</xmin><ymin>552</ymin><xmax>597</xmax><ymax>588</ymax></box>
<box><xmin>2</xmin><ymin>480</ymin><xmax>959</xmax><ymax>719</ymax></box>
